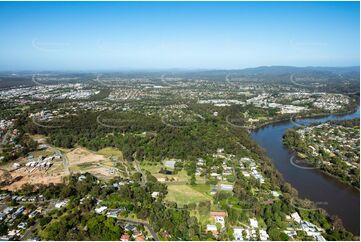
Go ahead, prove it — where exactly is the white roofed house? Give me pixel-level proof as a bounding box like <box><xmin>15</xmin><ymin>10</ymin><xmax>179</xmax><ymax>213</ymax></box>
<box><xmin>223</xmin><ymin>170</ymin><xmax>233</xmax><ymax>176</ymax></box>
<box><xmin>217</xmin><ymin>148</ymin><xmax>224</xmax><ymax>153</ymax></box>
<box><xmin>283</xmin><ymin>228</ymin><xmax>297</xmax><ymax>239</ymax></box>
<box><xmin>233</xmin><ymin>228</ymin><xmax>244</xmax><ymax>241</ymax></box>
<box><xmin>259</xmin><ymin>229</ymin><xmax>269</xmax><ymax>241</ymax></box>
<box><xmin>288</xmin><ymin>212</ymin><xmax>326</xmax><ymax>241</ymax></box>
<box><xmin>210</xmin><ymin>211</ymin><xmax>227</xmax><ymax>228</ymax></box>
<box><xmin>240</xmin><ymin>157</ymin><xmax>253</xmax><ymax>163</ymax></box>
<box><xmin>206</xmin><ymin>224</ymin><xmax>218</xmax><ymax>236</ymax></box>
<box><xmin>251</xmin><ymin>169</ymin><xmax>265</xmax><ymax>184</ymax></box>
<box><xmin>242</xmin><ymin>171</ymin><xmax>250</xmax><ymax>177</ymax></box>
<box><xmin>233</xmin><ymin>219</ymin><xmax>268</xmax><ymax>241</ymax></box>
<box><xmin>315</xmin><ymin>234</ymin><xmax>326</xmax><ymax>241</ymax></box>
<box><xmin>78</xmin><ymin>175</ymin><xmax>87</xmax><ymax>181</ymax></box>
<box><xmin>196</xmin><ymin>158</ymin><xmax>205</xmax><ymax>166</ymax></box>
<box><xmin>219</xmin><ymin>184</ymin><xmax>233</xmax><ymax>191</ymax></box>
<box><xmin>29</xmin><ymin>210</ymin><xmax>39</xmax><ymax>219</ymax></box>
<box><xmin>55</xmin><ymin>200</ymin><xmax>68</xmax><ymax>209</ymax></box>
<box><xmin>164</xmin><ymin>159</ymin><xmax>178</xmax><ymax>169</ymax></box>
<box><xmin>95</xmin><ymin>206</ymin><xmax>107</xmax><ymax>214</ymax></box>
<box><xmin>291</xmin><ymin>212</ymin><xmax>301</xmax><ymax>223</ymax></box>
<box><xmin>195</xmin><ymin>168</ymin><xmax>202</xmax><ymax>176</ymax></box>
<box><xmin>210</xmin><ymin>172</ymin><xmax>222</xmax><ymax>180</ymax></box>
<box><xmin>249</xmin><ymin>218</ymin><xmax>258</xmax><ymax>228</ymax></box>
<box><xmin>151</xmin><ymin>191</ymin><xmax>159</xmax><ymax>198</ymax></box>
<box><xmin>215</xmin><ymin>216</ymin><xmax>225</xmax><ymax>227</ymax></box>
<box><xmin>3</xmin><ymin>206</ymin><xmax>15</xmax><ymax>215</ymax></box>
<box><xmin>12</xmin><ymin>206</ymin><xmax>25</xmax><ymax>219</ymax></box>
<box><xmin>106</xmin><ymin>208</ymin><xmax>126</xmax><ymax>217</ymax></box>
<box><xmin>17</xmin><ymin>222</ymin><xmax>27</xmax><ymax>230</ymax></box>
<box><xmin>271</xmin><ymin>191</ymin><xmax>280</xmax><ymax>197</ymax></box>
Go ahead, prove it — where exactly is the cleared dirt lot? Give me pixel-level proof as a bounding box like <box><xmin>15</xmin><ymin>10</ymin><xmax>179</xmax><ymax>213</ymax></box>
<box><xmin>0</xmin><ymin>146</ymin><xmax>125</xmax><ymax>191</ymax></box>
<box><xmin>1</xmin><ymin>169</ymin><xmax>63</xmax><ymax>191</ymax></box>
<box><xmin>66</xmin><ymin>147</ymin><xmax>106</xmax><ymax>166</ymax></box>
<box><xmin>66</xmin><ymin>147</ymin><xmax>123</xmax><ymax>180</ymax></box>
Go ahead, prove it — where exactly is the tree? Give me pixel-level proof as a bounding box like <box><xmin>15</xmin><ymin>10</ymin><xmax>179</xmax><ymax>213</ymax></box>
<box><xmin>268</xmin><ymin>227</ymin><xmax>288</xmax><ymax>241</ymax></box>
<box><xmin>0</xmin><ymin>223</ymin><xmax>8</xmax><ymax>236</ymax></box>
<box><xmin>190</xmin><ymin>174</ymin><xmax>196</xmax><ymax>185</ymax></box>
<box><xmin>216</xmin><ymin>223</ymin><xmax>222</xmax><ymax>233</ymax></box>
<box><xmin>331</xmin><ymin>215</ymin><xmax>344</xmax><ymax>230</ymax></box>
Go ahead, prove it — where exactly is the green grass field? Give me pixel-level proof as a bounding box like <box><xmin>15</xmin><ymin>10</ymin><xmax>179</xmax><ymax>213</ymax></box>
<box><xmin>31</xmin><ymin>150</ymin><xmax>53</xmax><ymax>157</ymax></box>
<box><xmin>190</xmin><ymin>184</ymin><xmax>211</xmax><ymax>194</ymax></box>
<box><xmin>141</xmin><ymin>161</ymin><xmax>210</xmax><ymax>186</ymax></box>
<box><xmin>140</xmin><ymin>163</ymin><xmax>163</xmax><ymax>174</ymax></box>
<box><xmin>166</xmin><ymin>184</ymin><xmax>211</xmax><ymax>205</ymax></box>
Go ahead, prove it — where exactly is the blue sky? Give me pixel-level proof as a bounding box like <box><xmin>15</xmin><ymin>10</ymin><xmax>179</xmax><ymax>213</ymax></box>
<box><xmin>0</xmin><ymin>1</ymin><xmax>359</xmax><ymax>70</ymax></box>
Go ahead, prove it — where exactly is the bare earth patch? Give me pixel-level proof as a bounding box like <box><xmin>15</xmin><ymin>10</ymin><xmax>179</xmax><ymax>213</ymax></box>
<box><xmin>66</xmin><ymin>147</ymin><xmax>106</xmax><ymax>166</ymax></box>
<box><xmin>1</xmin><ymin>146</ymin><xmax>125</xmax><ymax>191</ymax></box>
<box><xmin>1</xmin><ymin>168</ymin><xmax>63</xmax><ymax>191</ymax></box>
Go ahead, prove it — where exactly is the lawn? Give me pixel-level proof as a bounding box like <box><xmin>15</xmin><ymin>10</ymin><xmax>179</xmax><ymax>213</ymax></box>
<box><xmin>190</xmin><ymin>210</ymin><xmax>213</xmax><ymax>226</ymax></box>
<box><xmin>141</xmin><ymin>162</ymin><xmax>209</xmax><ymax>185</ymax></box>
<box><xmin>190</xmin><ymin>184</ymin><xmax>211</xmax><ymax>194</ymax></box>
<box><xmin>166</xmin><ymin>184</ymin><xmax>211</xmax><ymax>206</ymax></box>
<box><xmin>31</xmin><ymin>150</ymin><xmax>53</xmax><ymax>157</ymax></box>
<box><xmin>141</xmin><ymin>163</ymin><xmax>163</xmax><ymax>174</ymax></box>
<box><xmin>141</xmin><ymin>163</ymin><xmax>188</xmax><ymax>182</ymax></box>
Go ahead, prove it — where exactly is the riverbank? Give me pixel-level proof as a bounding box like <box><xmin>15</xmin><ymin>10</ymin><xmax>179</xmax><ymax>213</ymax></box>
<box><xmin>290</xmin><ymin>149</ymin><xmax>360</xmax><ymax>192</ymax></box>
<box><xmin>250</xmin><ymin>107</ymin><xmax>360</xmax><ymax>235</ymax></box>
<box><xmin>282</xmin><ymin>122</ymin><xmax>360</xmax><ymax>191</ymax></box>
<box><xmin>250</xmin><ymin>104</ymin><xmax>359</xmax><ymax>131</ymax></box>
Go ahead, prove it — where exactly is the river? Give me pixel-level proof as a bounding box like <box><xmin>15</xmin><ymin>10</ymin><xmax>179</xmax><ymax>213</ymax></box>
<box><xmin>251</xmin><ymin>107</ymin><xmax>360</xmax><ymax>235</ymax></box>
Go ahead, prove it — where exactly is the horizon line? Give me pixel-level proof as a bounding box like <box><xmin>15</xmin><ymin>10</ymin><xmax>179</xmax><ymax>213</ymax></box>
<box><xmin>0</xmin><ymin>65</ymin><xmax>359</xmax><ymax>73</ymax></box>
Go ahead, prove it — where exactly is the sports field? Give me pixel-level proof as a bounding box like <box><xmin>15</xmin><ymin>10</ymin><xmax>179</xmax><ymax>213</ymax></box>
<box><xmin>165</xmin><ymin>184</ymin><xmax>211</xmax><ymax>206</ymax></box>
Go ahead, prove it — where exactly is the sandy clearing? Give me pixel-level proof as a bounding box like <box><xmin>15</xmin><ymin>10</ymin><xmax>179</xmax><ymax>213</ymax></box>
<box><xmin>66</xmin><ymin>147</ymin><xmax>107</xmax><ymax>166</ymax></box>
<box><xmin>2</xmin><ymin>168</ymin><xmax>63</xmax><ymax>191</ymax></box>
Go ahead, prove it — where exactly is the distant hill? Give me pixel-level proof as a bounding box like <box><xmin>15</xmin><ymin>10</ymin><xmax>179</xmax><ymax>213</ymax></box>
<box><xmin>193</xmin><ymin>66</ymin><xmax>359</xmax><ymax>76</ymax></box>
<box><xmin>0</xmin><ymin>66</ymin><xmax>359</xmax><ymax>87</ymax></box>
<box><xmin>235</xmin><ymin>66</ymin><xmax>360</xmax><ymax>75</ymax></box>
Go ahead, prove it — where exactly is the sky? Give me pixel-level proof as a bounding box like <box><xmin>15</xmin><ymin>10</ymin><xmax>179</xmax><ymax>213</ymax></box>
<box><xmin>0</xmin><ymin>1</ymin><xmax>359</xmax><ymax>70</ymax></box>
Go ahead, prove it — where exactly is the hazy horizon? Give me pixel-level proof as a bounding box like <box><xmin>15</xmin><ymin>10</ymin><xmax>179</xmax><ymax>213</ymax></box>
<box><xmin>0</xmin><ymin>65</ymin><xmax>360</xmax><ymax>73</ymax></box>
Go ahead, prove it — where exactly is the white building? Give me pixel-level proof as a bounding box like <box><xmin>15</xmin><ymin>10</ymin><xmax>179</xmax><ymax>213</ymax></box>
<box><xmin>151</xmin><ymin>192</ymin><xmax>159</xmax><ymax>198</ymax></box>
<box><xmin>219</xmin><ymin>184</ymin><xmax>233</xmax><ymax>191</ymax></box>
<box><xmin>215</xmin><ymin>216</ymin><xmax>225</xmax><ymax>228</ymax></box>
<box><xmin>249</xmin><ymin>218</ymin><xmax>258</xmax><ymax>228</ymax></box>
<box><xmin>55</xmin><ymin>200</ymin><xmax>68</xmax><ymax>209</ymax></box>
<box><xmin>259</xmin><ymin>229</ymin><xmax>269</xmax><ymax>241</ymax></box>
<box><xmin>95</xmin><ymin>206</ymin><xmax>108</xmax><ymax>214</ymax></box>
<box><xmin>233</xmin><ymin>228</ymin><xmax>244</xmax><ymax>241</ymax></box>
<box><xmin>291</xmin><ymin>212</ymin><xmax>301</xmax><ymax>223</ymax></box>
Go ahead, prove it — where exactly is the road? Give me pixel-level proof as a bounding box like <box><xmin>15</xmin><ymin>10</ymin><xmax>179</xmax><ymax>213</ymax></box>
<box><xmin>20</xmin><ymin>199</ymin><xmax>57</xmax><ymax>240</ymax></box>
<box><xmin>110</xmin><ymin>216</ymin><xmax>159</xmax><ymax>241</ymax></box>
<box><xmin>0</xmin><ymin>200</ymin><xmax>55</xmax><ymax>205</ymax></box>
<box><xmin>132</xmin><ymin>152</ymin><xmax>147</xmax><ymax>186</ymax></box>
<box><xmin>31</xmin><ymin>74</ymin><xmax>42</xmax><ymax>86</ymax></box>
<box><xmin>225</xmin><ymin>73</ymin><xmax>238</xmax><ymax>88</ymax></box>
<box><xmin>21</xmin><ymin>224</ymin><xmax>36</xmax><ymax>240</ymax></box>
<box><xmin>31</xmin><ymin>116</ymin><xmax>64</xmax><ymax>128</ymax></box>
<box><xmin>55</xmin><ymin>149</ymin><xmax>70</xmax><ymax>176</ymax></box>
<box><xmin>225</xmin><ymin>115</ymin><xmax>248</xmax><ymax>130</ymax></box>
<box><xmin>289</xmin><ymin>73</ymin><xmax>315</xmax><ymax>89</ymax></box>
